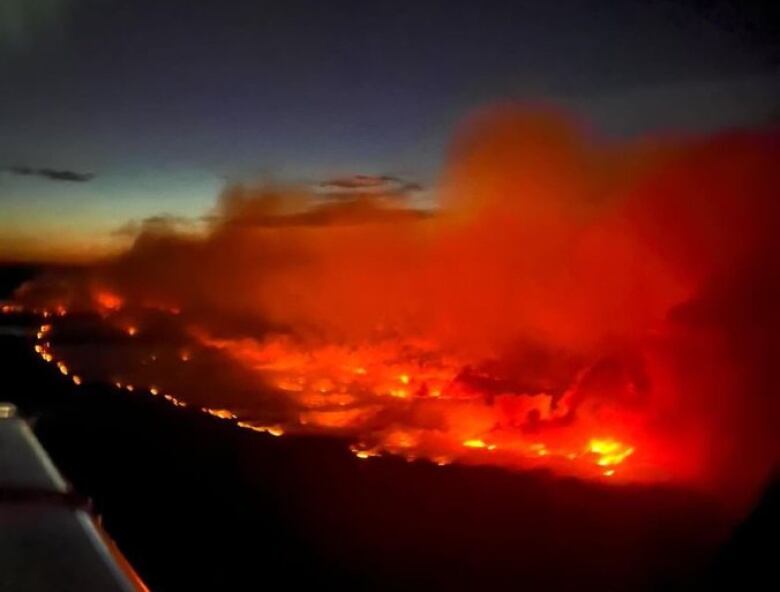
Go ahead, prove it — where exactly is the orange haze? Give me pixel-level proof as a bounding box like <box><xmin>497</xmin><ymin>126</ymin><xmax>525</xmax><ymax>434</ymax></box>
<box><xmin>17</xmin><ymin>105</ymin><xmax>780</xmax><ymax>511</ymax></box>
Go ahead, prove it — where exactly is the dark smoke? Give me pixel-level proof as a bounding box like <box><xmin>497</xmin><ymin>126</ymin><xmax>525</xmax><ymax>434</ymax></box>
<box><xmin>7</xmin><ymin>165</ymin><xmax>95</xmax><ymax>182</ymax></box>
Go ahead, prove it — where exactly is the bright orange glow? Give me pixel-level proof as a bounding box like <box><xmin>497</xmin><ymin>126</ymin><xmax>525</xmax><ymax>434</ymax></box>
<box><xmin>190</xmin><ymin>330</ymin><xmax>656</xmax><ymax>480</ymax></box>
<box><xmin>203</xmin><ymin>408</ymin><xmax>237</xmax><ymax>420</ymax></box>
<box><xmin>588</xmin><ymin>438</ymin><xmax>635</xmax><ymax>467</ymax></box>
<box><xmin>162</xmin><ymin>394</ymin><xmax>187</xmax><ymax>408</ymax></box>
<box><xmin>237</xmin><ymin>422</ymin><xmax>285</xmax><ymax>436</ymax></box>
<box><xmin>95</xmin><ymin>291</ymin><xmax>123</xmax><ymax>311</ymax></box>
<box><xmin>350</xmin><ymin>445</ymin><xmax>380</xmax><ymax>459</ymax></box>
<box><xmin>300</xmin><ymin>408</ymin><xmax>372</xmax><ymax>429</ymax></box>
<box><xmin>21</xmin><ymin>106</ymin><xmax>780</xmax><ymax>504</ymax></box>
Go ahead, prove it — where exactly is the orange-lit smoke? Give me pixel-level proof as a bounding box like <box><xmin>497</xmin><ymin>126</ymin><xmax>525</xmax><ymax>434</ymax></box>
<box><xmin>17</xmin><ymin>105</ymin><xmax>780</xmax><ymax>508</ymax></box>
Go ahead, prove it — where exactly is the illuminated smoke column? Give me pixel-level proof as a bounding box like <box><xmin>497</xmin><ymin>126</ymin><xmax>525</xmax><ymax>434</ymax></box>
<box><xmin>16</xmin><ymin>105</ymin><xmax>780</xmax><ymax>509</ymax></box>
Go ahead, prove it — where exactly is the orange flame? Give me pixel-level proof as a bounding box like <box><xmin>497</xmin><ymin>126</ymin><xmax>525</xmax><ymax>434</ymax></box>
<box><xmin>20</xmin><ymin>105</ymin><xmax>780</xmax><ymax>503</ymax></box>
<box><xmin>95</xmin><ymin>291</ymin><xmax>123</xmax><ymax>311</ymax></box>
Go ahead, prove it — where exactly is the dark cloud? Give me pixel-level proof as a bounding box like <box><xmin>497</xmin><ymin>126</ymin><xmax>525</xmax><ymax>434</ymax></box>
<box><xmin>0</xmin><ymin>0</ymin><xmax>78</xmax><ymax>50</ymax></box>
<box><xmin>320</xmin><ymin>174</ymin><xmax>400</xmax><ymax>189</ymax></box>
<box><xmin>318</xmin><ymin>174</ymin><xmax>423</xmax><ymax>199</ymax></box>
<box><xmin>7</xmin><ymin>165</ymin><xmax>95</xmax><ymax>182</ymax></box>
<box><xmin>112</xmin><ymin>215</ymin><xmax>201</xmax><ymax>240</ymax></box>
<box><xmin>398</xmin><ymin>181</ymin><xmax>423</xmax><ymax>192</ymax></box>
<box><xmin>217</xmin><ymin>187</ymin><xmax>431</xmax><ymax>229</ymax></box>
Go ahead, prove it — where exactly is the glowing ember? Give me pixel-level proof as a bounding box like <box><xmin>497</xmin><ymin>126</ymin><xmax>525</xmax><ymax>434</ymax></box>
<box><xmin>588</xmin><ymin>439</ymin><xmax>635</xmax><ymax>467</ymax></box>
<box><xmin>204</xmin><ymin>408</ymin><xmax>237</xmax><ymax>420</ymax></box>
<box><xmin>95</xmin><ymin>291</ymin><xmax>123</xmax><ymax>311</ymax></box>
<box><xmin>237</xmin><ymin>422</ymin><xmax>285</xmax><ymax>437</ymax></box>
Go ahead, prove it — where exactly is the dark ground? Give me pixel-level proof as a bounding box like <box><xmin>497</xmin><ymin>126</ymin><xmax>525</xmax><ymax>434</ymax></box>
<box><xmin>0</xmin><ymin>263</ymin><xmax>776</xmax><ymax>591</ymax></box>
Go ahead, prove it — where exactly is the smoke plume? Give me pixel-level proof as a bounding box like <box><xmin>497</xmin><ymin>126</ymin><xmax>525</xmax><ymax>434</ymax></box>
<box><xmin>18</xmin><ymin>104</ymin><xmax>780</xmax><ymax>509</ymax></box>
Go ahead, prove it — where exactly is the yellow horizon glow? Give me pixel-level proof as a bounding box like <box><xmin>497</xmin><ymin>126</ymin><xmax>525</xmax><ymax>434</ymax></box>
<box><xmin>0</xmin><ymin>228</ymin><xmax>127</xmax><ymax>264</ymax></box>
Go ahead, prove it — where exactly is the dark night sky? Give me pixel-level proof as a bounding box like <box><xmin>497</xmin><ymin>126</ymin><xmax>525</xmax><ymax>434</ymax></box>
<box><xmin>0</xmin><ymin>0</ymin><xmax>777</xmax><ymax>260</ymax></box>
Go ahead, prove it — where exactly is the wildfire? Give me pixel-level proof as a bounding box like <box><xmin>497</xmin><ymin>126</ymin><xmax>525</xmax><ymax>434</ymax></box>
<box><xmin>184</xmin><ymin>329</ymin><xmax>653</xmax><ymax>480</ymax></box>
<box><xmin>237</xmin><ymin>422</ymin><xmax>285</xmax><ymax>436</ymax></box>
<box><xmin>18</xmin><ymin>105</ymin><xmax>780</xmax><ymax>502</ymax></box>
<box><xmin>588</xmin><ymin>439</ymin><xmax>635</xmax><ymax>467</ymax></box>
<box><xmin>26</xmin><ymin>294</ymin><xmax>652</xmax><ymax>484</ymax></box>
<box><xmin>95</xmin><ymin>291</ymin><xmax>123</xmax><ymax>312</ymax></box>
<box><xmin>37</xmin><ymin>291</ymin><xmax>640</xmax><ymax>481</ymax></box>
<box><xmin>203</xmin><ymin>408</ymin><xmax>237</xmax><ymax>420</ymax></box>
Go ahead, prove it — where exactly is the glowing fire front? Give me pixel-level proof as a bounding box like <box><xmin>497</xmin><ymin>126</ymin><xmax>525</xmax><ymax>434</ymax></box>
<box><xmin>196</xmin><ymin>332</ymin><xmax>647</xmax><ymax>480</ymax></box>
<box><xmin>21</xmin><ymin>301</ymin><xmax>646</xmax><ymax>482</ymax></box>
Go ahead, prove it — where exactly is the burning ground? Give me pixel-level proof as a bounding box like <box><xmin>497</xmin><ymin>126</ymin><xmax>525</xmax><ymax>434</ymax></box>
<box><xmin>12</xmin><ymin>105</ymin><xmax>780</xmax><ymax>512</ymax></box>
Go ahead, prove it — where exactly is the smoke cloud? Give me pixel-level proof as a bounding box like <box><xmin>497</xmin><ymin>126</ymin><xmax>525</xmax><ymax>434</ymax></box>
<box><xmin>18</xmin><ymin>104</ymin><xmax>779</xmax><ymax>509</ymax></box>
